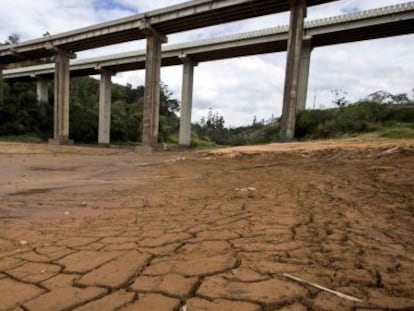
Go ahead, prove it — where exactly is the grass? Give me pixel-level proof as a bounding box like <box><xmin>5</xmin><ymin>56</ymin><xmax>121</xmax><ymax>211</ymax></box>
<box><xmin>378</xmin><ymin>125</ymin><xmax>414</xmax><ymax>139</ymax></box>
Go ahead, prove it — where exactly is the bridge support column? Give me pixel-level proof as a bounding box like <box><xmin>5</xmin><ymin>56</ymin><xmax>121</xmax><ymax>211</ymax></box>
<box><xmin>141</xmin><ymin>25</ymin><xmax>167</xmax><ymax>149</ymax></box>
<box><xmin>49</xmin><ymin>51</ymin><xmax>73</xmax><ymax>145</ymax></box>
<box><xmin>297</xmin><ymin>39</ymin><xmax>313</xmax><ymax>112</ymax></box>
<box><xmin>179</xmin><ymin>55</ymin><xmax>197</xmax><ymax>146</ymax></box>
<box><xmin>0</xmin><ymin>66</ymin><xmax>3</xmax><ymax>107</ymax></box>
<box><xmin>36</xmin><ymin>78</ymin><xmax>49</xmax><ymax>103</ymax></box>
<box><xmin>98</xmin><ymin>70</ymin><xmax>112</xmax><ymax>145</ymax></box>
<box><xmin>280</xmin><ymin>0</ymin><xmax>307</xmax><ymax>140</ymax></box>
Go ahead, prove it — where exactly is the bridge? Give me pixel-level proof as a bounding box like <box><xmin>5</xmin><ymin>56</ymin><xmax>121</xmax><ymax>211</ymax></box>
<box><xmin>3</xmin><ymin>2</ymin><xmax>414</xmax><ymax>145</ymax></box>
<box><xmin>0</xmin><ymin>0</ymin><xmax>413</xmax><ymax>147</ymax></box>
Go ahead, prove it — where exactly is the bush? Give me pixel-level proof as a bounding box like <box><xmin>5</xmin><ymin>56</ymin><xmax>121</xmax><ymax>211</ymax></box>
<box><xmin>296</xmin><ymin>102</ymin><xmax>414</xmax><ymax>139</ymax></box>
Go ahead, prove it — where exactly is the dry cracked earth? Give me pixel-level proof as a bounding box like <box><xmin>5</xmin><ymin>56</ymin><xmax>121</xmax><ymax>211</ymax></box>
<box><xmin>0</xmin><ymin>140</ymin><xmax>413</xmax><ymax>311</ymax></box>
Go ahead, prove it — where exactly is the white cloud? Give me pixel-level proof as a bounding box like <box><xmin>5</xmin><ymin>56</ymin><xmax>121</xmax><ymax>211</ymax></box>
<box><xmin>0</xmin><ymin>0</ymin><xmax>413</xmax><ymax>126</ymax></box>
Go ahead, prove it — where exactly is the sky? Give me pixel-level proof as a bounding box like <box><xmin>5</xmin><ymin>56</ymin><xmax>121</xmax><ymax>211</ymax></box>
<box><xmin>0</xmin><ymin>0</ymin><xmax>413</xmax><ymax>126</ymax></box>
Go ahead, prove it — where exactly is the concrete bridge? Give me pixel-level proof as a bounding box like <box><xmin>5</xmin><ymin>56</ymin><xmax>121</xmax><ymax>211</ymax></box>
<box><xmin>3</xmin><ymin>2</ymin><xmax>414</xmax><ymax>146</ymax></box>
<box><xmin>0</xmin><ymin>0</ymin><xmax>413</xmax><ymax>147</ymax></box>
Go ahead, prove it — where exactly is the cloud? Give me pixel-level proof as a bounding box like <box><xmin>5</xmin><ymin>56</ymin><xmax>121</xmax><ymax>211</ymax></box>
<box><xmin>0</xmin><ymin>0</ymin><xmax>413</xmax><ymax>126</ymax></box>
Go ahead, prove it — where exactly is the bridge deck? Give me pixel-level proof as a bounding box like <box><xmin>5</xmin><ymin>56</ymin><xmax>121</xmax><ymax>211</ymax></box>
<box><xmin>3</xmin><ymin>2</ymin><xmax>414</xmax><ymax>81</ymax></box>
<box><xmin>0</xmin><ymin>0</ymin><xmax>336</xmax><ymax>64</ymax></box>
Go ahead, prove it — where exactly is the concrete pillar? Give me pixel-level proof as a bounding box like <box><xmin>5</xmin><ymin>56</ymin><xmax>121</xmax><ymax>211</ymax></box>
<box><xmin>297</xmin><ymin>39</ymin><xmax>313</xmax><ymax>112</ymax></box>
<box><xmin>36</xmin><ymin>78</ymin><xmax>49</xmax><ymax>103</ymax></box>
<box><xmin>280</xmin><ymin>0</ymin><xmax>307</xmax><ymax>140</ymax></box>
<box><xmin>179</xmin><ymin>55</ymin><xmax>197</xmax><ymax>146</ymax></box>
<box><xmin>142</xmin><ymin>32</ymin><xmax>166</xmax><ymax>148</ymax></box>
<box><xmin>49</xmin><ymin>51</ymin><xmax>72</xmax><ymax>145</ymax></box>
<box><xmin>98</xmin><ymin>70</ymin><xmax>112</xmax><ymax>145</ymax></box>
<box><xmin>0</xmin><ymin>65</ymin><xmax>3</xmax><ymax>107</ymax></box>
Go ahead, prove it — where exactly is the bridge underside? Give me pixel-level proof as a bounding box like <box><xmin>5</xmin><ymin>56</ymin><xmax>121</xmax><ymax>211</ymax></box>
<box><xmin>0</xmin><ymin>0</ymin><xmax>335</xmax><ymax>64</ymax></box>
<box><xmin>5</xmin><ymin>14</ymin><xmax>413</xmax><ymax>83</ymax></box>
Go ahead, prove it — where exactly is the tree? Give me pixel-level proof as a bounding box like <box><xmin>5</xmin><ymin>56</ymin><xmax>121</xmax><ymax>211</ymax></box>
<box><xmin>367</xmin><ymin>90</ymin><xmax>393</xmax><ymax>104</ymax></box>
<box><xmin>331</xmin><ymin>89</ymin><xmax>349</xmax><ymax>107</ymax></box>
<box><xmin>4</xmin><ymin>33</ymin><xmax>20</xmax><ymax>45</ymax></box>
<box><xmin>252</xmin><ymin>115</ymin><xmax>257</xmax><ymax>125</ymax></box>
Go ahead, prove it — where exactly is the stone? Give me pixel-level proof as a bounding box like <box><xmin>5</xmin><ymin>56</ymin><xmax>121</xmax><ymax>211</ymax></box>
<box><xmin>197</xmin><ymin>276</ymin><xmax>308</xmax><ymax>306</ymax></box>
<box><xmin>144</xmin><ymin>254</ymin><xmax>237</xmax><ymax>277</ymax></box>
<box><xmin>73</xmin><ymin>290</ymin><xmax>135</xmax><ymax>311</ymax></box>
<box><xmin>6</xmin><ymin>262</ymin><xmax>61</xmax><ymax>283</ymax></box>
<box><xmin>76</xmin><ymin>251</ymin><xmax>151</xmax><ymax>288</ymax></box>
<box><xmin>0</xmin><ymin>278</ymin><xmax>45</xmax><ymax>311</ymax></box>
<box><xmin>57</xmin><ymin>250</ymin><xmax>123</xmax><ymax>273</ymax></box>
<box><xmin>23</xmin><ymin>287</ymin><xmax>107</xmax><ymax>311</ymax></box>
<box><xmin>186</xmin><ymin>298</ymin><xmax>261</xmax><ymax>311</ymax></box>
<box><xmin>119</xmin><ymin>293</ymin><xmax>180</xmax><ymax>311</ymax></box>
<box><xmin>131</xmin><ymin>274</ymin><xmax>198</xmax><ymax>298</ymax></box>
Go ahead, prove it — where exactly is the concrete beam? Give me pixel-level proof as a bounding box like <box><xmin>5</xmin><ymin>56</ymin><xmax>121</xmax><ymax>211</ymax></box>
<box><xmin>280</xmin><ymin>0</ymin><xmax>307</xmax><ymax>140</ymax></box>
<box><xmin>45</xmin><ymin>43</ymin><xmax>77</xmax><ymax>59</ymax></box>
<box><xmin>36</xmin><ymin>78</ymin><xmax>49</xmax><ymax>103</ymax></box>
<box><xmin>297</xmin><ymin>39</ymin><xmax>313</xmax><ymax>112</ymax></box>
<box><xmin>98</xmin><ymin>70</ymin><xmax>113</xmax><ymax>145</ymax></box>
<box><xmin>179</xmin><ymin>54</ymin><xmax>198</xmax><ymax>146</ymax></box>
<box><xmin>4</xmin><ymin>3</ymin><xmax>414</xmax><ymax>81</ymax></box>
<box><xmin>49</xmin><ymin>51</ymin><xmax>73</xmax><ymax>145</ymax></box>
<box><xmin>142</xmin><ymin>33</ymin><xmax>165</xmax><ymax>148</ymax></box>
<box><xmin>139</xmin><ymin>19</ymin><xmax>168</xmax><ymax>44</ymax></box>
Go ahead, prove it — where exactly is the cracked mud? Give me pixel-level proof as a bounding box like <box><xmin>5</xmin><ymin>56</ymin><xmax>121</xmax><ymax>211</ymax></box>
<box><xmin>0</xmin><ymin>140</ymin><xmax>413</xmax><ymax>311</ymax></box>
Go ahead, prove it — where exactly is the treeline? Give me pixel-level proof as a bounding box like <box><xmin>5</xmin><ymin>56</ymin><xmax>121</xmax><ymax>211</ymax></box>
<box><xmin>0</xmin><ymin>77</ymin><xmax>413</xmax><ymax>145</ymax></box>
<box><xmin>0</xmin><ymin>78</ymin><xmax>179</xmax><ymax>143</ymax></box>
<box><xmin>191</xmin><ymin>91</ymin><xmax>414</xmax><ymax>146</ymax></box>
<box><xmin>295</xmin><ymin>101</ymin><xmax>414</xmax><ymax>139</ymax></box>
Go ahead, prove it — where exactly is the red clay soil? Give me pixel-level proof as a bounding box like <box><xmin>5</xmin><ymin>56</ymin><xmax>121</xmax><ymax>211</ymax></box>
<box><xmin>0</xmin><ymin>139</ymin><xmax>413</xmax><ymax>311</ymax></box>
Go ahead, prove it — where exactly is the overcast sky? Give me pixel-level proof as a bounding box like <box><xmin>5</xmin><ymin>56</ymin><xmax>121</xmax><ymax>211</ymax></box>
<box><xmin>0</xmin><ymin>0</ymin><xmax>413</xmax><ymax>126</ymax></box>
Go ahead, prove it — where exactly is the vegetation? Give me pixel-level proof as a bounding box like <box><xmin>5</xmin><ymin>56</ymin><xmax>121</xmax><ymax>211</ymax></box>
<box><xmin>1</xmin><ymin>77</ymin><xmax>413</xmax><ymax>146</ymax></box>
<box><xmin>0</xmin><ymin>78</ymin><xmax>179</xmax><ymax>144</ymax></box>
<box><xmin>295</xmin><ymin>98</ymin><xmax>414</xmax><ymax>140</ymax></box>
